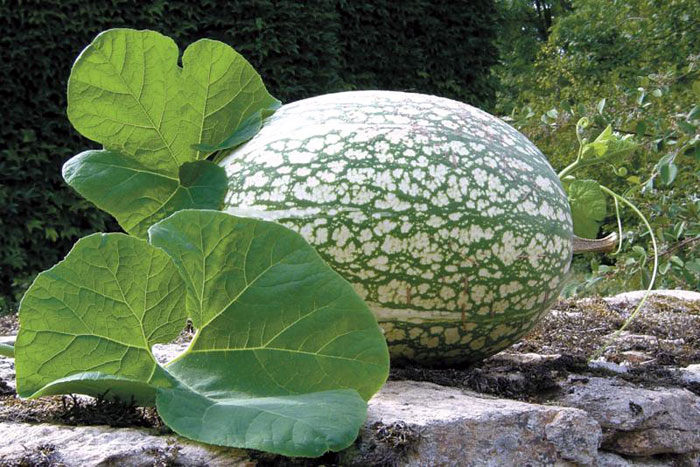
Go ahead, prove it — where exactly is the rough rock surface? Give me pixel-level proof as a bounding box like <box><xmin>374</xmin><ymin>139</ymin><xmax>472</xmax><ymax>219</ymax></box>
<box><xmin>0</xmin><ymin>380</ymin><xmax>604</xmax><ymax>467</ymax></box>
<box><xmin>604</xmin><ymin>289</ymin><xmax>700</xmax><ymax>305</ymax></box>
<box><xmin>1</xmin><ymin>359</ymin><xmax>699</xmax><ymax>466</ymax></box>
<box><xmin>341</xmin><ymin>381</ymin><xmax>601</xmax><ymax>466</ymax></box>
<box><xmin>0</xmin><ymin>421</ymin><xmax>252</xmax><ymax>466</ymax></box>
<box><xmin>595</xmin><ymin>451</ymin><xmax>700</xmax><ymax>467</ymax></box>
<box><xmin>681</xmin><ymin>364</ymin><xmax>700</xmax><ymax>384</ymax></box>
<box><xmin>1</xmin><ymin>291</ymin><xmax>699</xmax><ymax>466</ymax></box>
<box><xmin>0</xmin><ymin>357</ymin><xmax>14</xmax><ymax>393</ymax></box>
<box><xmin>556</xmin><ymin>376</ymin><xmax>700</xmax><ymax>456</ymax></box>
<box><xmin>152</xmin><ymin>342</ymin><xmax>189</xmax><ymax>365</ymax></box>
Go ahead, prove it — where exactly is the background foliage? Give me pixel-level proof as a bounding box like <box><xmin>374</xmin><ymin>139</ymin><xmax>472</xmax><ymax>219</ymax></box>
<box><xmin>494</xmin><ymin>0</ymin><xmax>700</xmax><ymax>294</ymax></box>
<box><xmin>0</xmin><ymin>0</ymin><xmax>498</xmax><ymax>311</ymax></box>
<box><xmin>2</xmin><ymin>0</ymin><xmax>697</xmax><ymax>311</ymax></box>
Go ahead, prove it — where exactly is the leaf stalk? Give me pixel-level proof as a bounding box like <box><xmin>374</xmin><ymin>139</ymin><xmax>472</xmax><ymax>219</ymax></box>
<box><xmin>0</xmin><ymin>343</ymin><xmax>14</xmax><ymax>358</ymax></box>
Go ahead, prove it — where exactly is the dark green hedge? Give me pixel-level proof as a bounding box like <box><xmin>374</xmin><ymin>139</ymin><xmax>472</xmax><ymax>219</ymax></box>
<box><xmin>337</xmin><ymin>1</ymin><xmax>499</xmax><ymax>104</ymax></box>
<box><xmin>0</xmin><ymin>0</ymin><xmax>498</xmax><ymax>310</ymax></box>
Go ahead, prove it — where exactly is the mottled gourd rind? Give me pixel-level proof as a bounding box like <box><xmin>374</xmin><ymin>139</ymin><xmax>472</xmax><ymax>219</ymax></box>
<box><xmin>220</xmin><ymin>91</ymin><xmax>573</xmax><ymax>366</ymax></box>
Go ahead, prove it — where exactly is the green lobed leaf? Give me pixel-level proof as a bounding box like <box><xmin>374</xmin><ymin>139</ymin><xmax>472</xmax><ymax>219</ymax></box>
<box><xmin>148</xmin><ymin>210</ymin><xmax>390</xmax><ymax>456</ymax></box>
<box><xmin>14</xmin><ymin>209</ymin><xmax>389</xmax><ymax>456</ymax></box>
<box><xmin>68</xmin><ymin>29</ymin><xmax>184</xmax><ymax>170</ymax></box>
<box><xmin>157</xmin><ymin>381</ymin><xmax>367</xmax><ymax>457</ymax></box>
<box><xmin>180</xmin><ymin>38</ymin><xmax>282</xmax><ymax>160</ymax></box>
<box><xmin>65</xmin><ymin>29</ymin><xmax>278</xmax><ymax>236</ymax></box>
<box><xmin>68</xmin><ymin>29</ymin><xmax>278</xmax><ymax>169</ymax></box>
<box><xmin>193</xmin><ymin>101</ymin><xmax>282</xmax><ymax>153</ymax></box>
<box><xmin>581</xmin><ymin>125</ymin><xmax>638</xmax><ymax>161</ymax></box>
<box><xmin>15</xmin><ymin>233</ymin><xmax>186</xmax><ymax>404</ymax></box>
<box><xmin>27</xmin><ymin>371</ymin><xmax>169</xmax><ymax>406</ymax></box>
<box><xmin>63</xmin><ymin>151</ymin><xmax>228</xmax><ymax>237</ymax></box>
<box><xmin>567</xmin><ymin>179</ymin><xmax>608</xmax><ymax>239</ymax></box>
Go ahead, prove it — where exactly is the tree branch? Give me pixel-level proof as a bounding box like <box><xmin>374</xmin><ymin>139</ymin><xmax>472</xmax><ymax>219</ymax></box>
<box><xmin>660</xmin><ymin>236</ymin><xmax>700</xmax><ymax>258</ymax></box>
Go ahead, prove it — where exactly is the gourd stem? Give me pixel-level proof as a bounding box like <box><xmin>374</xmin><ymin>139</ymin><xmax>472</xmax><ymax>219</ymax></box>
<box><xmin>591</xmin><ymin>185</ymin><xmax>658</xmax><ymax>361</ymax></box>
<box><xmin>0</xmin><ymin>343</ymin><xmax>14</xmax><ymax>358</ymax></box>
<box><xmin>572</xmin><ymin>233</ymin><xmax>618</xmax><ymax>254</ymax></box>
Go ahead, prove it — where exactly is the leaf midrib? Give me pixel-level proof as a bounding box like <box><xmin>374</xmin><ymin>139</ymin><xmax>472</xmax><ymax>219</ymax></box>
<box><xmin>195</xmin><ymin>52</ymin><xmax>214</xmax><ymax>160</ymax></box>
<box><xmin>89</xmin><ymin>161</ymin><xmax>179</xmax><ymax>181</ymax></box>
<box><xmin>94</xmin><ymin>37</ymin><xmax>180</xmax><ymax>167</ymax></box>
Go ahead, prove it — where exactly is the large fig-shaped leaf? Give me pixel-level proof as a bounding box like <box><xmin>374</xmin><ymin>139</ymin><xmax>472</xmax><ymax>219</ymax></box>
<box><xmin>67</xmin><ymin>28</ymin><xmax>278</xmax><ymax>168</ymax></box>
<box><xmin>63</xmin><ymin>152</ymin><xmax>228</xmax><ymax>237</ymax></box>
<box><xmin>157</xmin><ymin>382</ymin><xmax>368</xmax><ymax>457</ymax></box>
<box><xmin>149</xmin><ymin>210</ymin><xmax>390</xmax><ymax>456</ymax></box>
<box><xmin>64</xmin><ymin>28</ymin><xmax>279</xmax><ymax>236</ymax></box>
<box><xmin>14</xmin><ymin>210</ymin><xmax>390</xmax><ymax>457</ymax></box>
<box><xmin>15</xmin><ymin>233</ymin><xmax>186</xmax><ymax>405</ymax></box>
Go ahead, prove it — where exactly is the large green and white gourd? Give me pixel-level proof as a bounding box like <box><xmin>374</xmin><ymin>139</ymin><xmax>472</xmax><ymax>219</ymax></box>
<box><xmin>220</xmin><ymin>91</ymin><xmax>573</xmax><ymax>366</ymax></box>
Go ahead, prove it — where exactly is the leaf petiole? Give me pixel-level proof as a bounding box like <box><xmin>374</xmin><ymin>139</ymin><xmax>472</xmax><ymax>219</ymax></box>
<box><xmin>0</xmin><ymin>343</ymin><xmax>13</xmax><ymax>358</ymax></box>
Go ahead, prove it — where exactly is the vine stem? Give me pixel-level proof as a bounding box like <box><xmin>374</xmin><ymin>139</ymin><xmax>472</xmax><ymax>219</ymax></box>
<box><xmin>558</xmin><ymin>160</ymin><xmax>579</xmax><ymax>179</ymax></box>
<box><xmin>591</xmin><ymin>185</ymin><xmax>658</xmax><ymax>361</ymax></box>
<box><xmin>612</xmin><ymin>196</ymin><xmax>623</xmax><ymax>256</ymax></box>
<box><xmin>558</xmin><ymin>156</ymin><xmax>606</xmax><ymax>179</ymax></box>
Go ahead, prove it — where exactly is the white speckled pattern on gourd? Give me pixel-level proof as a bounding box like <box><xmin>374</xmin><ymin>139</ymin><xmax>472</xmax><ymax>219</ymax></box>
<box><xmin>220</xmin><ymin>91</ymin><xmax>573</xmax><ymax>366</ymax></box>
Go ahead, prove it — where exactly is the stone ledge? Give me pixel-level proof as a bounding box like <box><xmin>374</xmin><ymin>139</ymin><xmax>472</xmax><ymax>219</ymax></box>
<box><xmin>554</xmin><ymin>376</ymin><xmax>700</xmax><ymax>457</ymax></box>
<box><xmin>0</xmin><ymin>421</ymin><xmax>252</xmax><ymax>466</ymax></box>
<box><xmin>341</xmin><ymin>380</ymin><xmax>601</xmax><ymax>466</ymax></box>
<box><xmin>2</xmin><ymin>342</ymin><xmax>700</xmax><ymax>465</ymax></box>
<box><xmin>1</xmin><ymin>381</ymin><xmax>603</xmax><ymax>467</ymax></box>
<box><xmin>2</xmin><ymin>284</ymin><xmax>700</xmax><ymax>467</ymax></box>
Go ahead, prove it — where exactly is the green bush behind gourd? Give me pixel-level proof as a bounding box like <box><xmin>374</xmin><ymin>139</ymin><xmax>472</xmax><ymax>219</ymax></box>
<box><xmin>494</xmin><ymin>0</ymin><xmax>700</xmax><ymax>294</ymax></box>
<box><xmin>0</xmin><ymin>0</ymin><xmax>498</xmax><ymax>311</ymax></box>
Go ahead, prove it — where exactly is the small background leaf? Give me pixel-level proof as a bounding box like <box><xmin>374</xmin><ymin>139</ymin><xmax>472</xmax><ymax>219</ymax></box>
<box><xmin>581</xmin><ymin>125</ymin><xmax>638</xmax><ymax>161</ymax></box>
<box><xmin>597</xmin><ymin>98</ymin><xmax>606</xmax><ymax>114</ymax></box>
<box><xmin>659</xmin><ymin>161</ymin><xmax>678</xmax><ymax>185</ymax></box>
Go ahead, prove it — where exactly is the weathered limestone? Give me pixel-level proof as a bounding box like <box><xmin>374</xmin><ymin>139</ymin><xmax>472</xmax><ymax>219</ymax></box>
<box><xmin>2</xmin><ymin>338</ymin><xmax>700</xmax><ymax>465</ymax></box>
<box><xmin>2</xmin><ymin>281</ymin><xmax>699</xmax><ymax>467</ymax></box>
<box><xmin>151</xmin><ymin>342</ymin><xmax>189</xmax><ymax>365</ymax></box>
<box><xmin>680</xmin><ymin>364</ymin><xmax>700</xmax><ymax>385</ymax></box>
<box><xmin>0</xmin><ymin>422</ymin><xmax>253</xmax><ymax>466</ymax></box>
<box><xmin>341</xmin><ymin>381</ymin><xmax>602</xmax><ymax>466</ymax></box>
<box><xmin>555</xmin><ymin>376</ymin><xmax>700</xmax><ymax>457</ymax></box>
<box><xmin>603</xmin><ymin>290</ymin><xmax>700</xmax><ymax>306</ymax></box>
